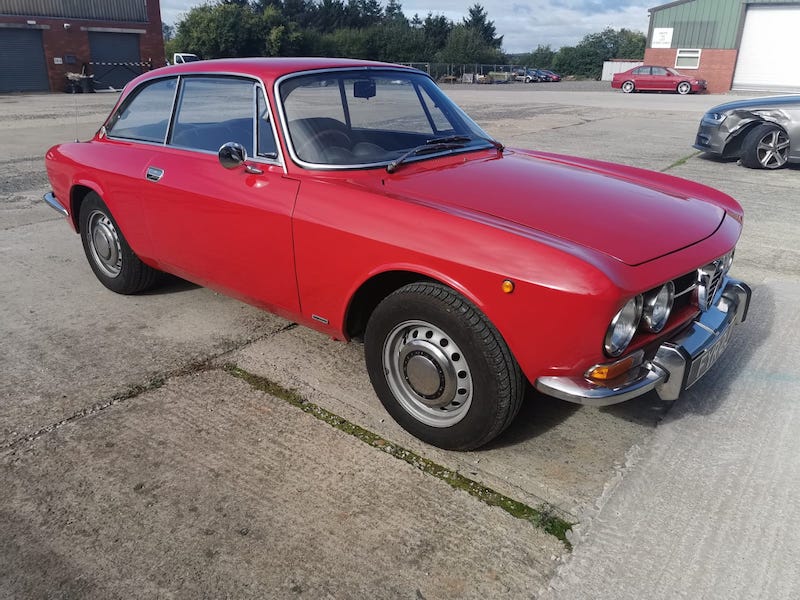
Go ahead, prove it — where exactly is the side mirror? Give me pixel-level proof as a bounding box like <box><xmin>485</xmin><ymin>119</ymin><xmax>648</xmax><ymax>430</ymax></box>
<box><xmin>218</xmin><ymin>142</ymin><xmax>247</xmax><ymax>169</ymax></box>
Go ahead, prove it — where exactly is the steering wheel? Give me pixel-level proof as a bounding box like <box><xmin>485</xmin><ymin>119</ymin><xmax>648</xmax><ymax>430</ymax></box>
<box><xmin>296</xmin><ymin>129</ymin><xmax>352</xmax><ymax>162</ymax></box>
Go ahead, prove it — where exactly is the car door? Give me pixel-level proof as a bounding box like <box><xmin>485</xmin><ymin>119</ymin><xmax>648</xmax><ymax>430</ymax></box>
<box><xmin>649</xmin><ymin>67</ymin><xmax>671</xmax><ymax>91</ymax></box>
<box><xmin>631</xmin><ymin>66</ymin><xmax>653</xmax><ymax>89</ymax></box>
<box><xmin>141</xmin><ymin>76</ymin><xmax>301</xmax><ymax>314</ymax></box>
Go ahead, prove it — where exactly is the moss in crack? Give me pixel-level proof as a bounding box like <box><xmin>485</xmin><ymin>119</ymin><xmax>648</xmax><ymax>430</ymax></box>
<box><xmin>661</xmin><ymin>151</ymin><xmax>700</xmax><ymax>172</ymax></box>
<box><xmin>224</xmin><ymin>363</ymin><xmax>574</xmax><ymax>547</ymax></box>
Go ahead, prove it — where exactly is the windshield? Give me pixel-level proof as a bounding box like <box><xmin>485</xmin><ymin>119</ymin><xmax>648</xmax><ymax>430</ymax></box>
<box><xmin>667</xmin><ymin>68</ymin><xmax>682</xmax><ymax>76</ymax></box>
<box><xmin>278</xmin><ymin>69</ymin><xmax>493</xmax><ymax>168</ymax></box>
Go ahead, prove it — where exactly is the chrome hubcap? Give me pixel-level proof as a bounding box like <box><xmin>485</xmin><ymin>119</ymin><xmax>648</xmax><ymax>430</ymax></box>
<box><xmin>383</xmin><ymin>320</ymin><xmax>473</xmax><ymax>427</ymax></box>
<box><xmin>87</xmin><ymin>210</ymin><xmax>122</xmax><ymax>278</ymax></box>
<box><xmin>678</xmin><ymin>83</ymin><xmax>690</xmax><ymax>94</ymax></box>
<box><xmin>757</xmin><ymin>130</ymin><xmax>789</xmax><ymax>168</ymax></box>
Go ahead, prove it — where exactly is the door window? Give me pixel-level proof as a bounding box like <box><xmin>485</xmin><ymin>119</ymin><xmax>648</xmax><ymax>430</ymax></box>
<box><xmin>106</xmin><ymin>77</ymin><xmax>176</xmax><ymax>143</ymax></box>
<box><xmin>170</xmin><ymin>77</ymin><xmax>255</xmax><ymax>155</ymax></box>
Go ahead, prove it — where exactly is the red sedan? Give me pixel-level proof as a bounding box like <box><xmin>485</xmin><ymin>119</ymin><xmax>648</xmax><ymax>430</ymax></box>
<box><xmin>44</xmin><ymin>58</ymin><xmax>749</xmax><ymax>449</ymax></box>
<box><xmin>612</xmin><ymin>65</ymin><xmax>707</xmax><ymax>94</ymax></box>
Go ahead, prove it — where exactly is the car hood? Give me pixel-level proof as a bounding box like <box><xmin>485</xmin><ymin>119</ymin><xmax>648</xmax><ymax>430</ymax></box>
<box><xmin>708</xmin><ymin>94</ymin><xmax>800</xmax><ymax>114</ymax></box>
<box><xmin>384</xmin><ymin>150</ymin><xmax>727</xmax><ymax>266</ymax></box>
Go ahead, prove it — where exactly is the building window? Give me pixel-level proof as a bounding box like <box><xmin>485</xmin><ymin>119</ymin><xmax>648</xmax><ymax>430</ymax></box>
<box><xmin>675</xmin><ymin>49</ymin><xmax>701</xmax><ymax>69</ymax></box>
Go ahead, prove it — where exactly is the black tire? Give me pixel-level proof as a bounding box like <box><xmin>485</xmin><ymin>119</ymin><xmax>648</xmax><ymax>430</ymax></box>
<box><xmin>79</xmin><ymin>192</ymin><xmax>160</xmax><ymax>294</ymax></box>
<box><xmin>621</xmin><ymin>80</ymin><xmax>635</xmax><ymax>93</ymax></box>
<box><xmin>364</xmin><ymin>282</ymin><xmax>524</xmax><ymax>450</ymax></box>
<box><xmin>677</xmin><ymin>81</ymin><xmax>691</xmax><ymax>95</ymax></box>
<box><xmin>740</xmin><ymin>123</ymin><xmax>790</xmax><ymax>170</ymax></box>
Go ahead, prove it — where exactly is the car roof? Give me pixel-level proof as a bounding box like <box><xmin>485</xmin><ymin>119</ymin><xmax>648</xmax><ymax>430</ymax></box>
<box><xmin>143</xmin><ymin>57</ymin><xmax>413</xmax><ymax>87</ymax></box>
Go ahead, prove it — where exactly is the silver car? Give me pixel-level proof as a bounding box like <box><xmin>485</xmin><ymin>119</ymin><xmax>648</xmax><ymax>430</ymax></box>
<box><xmin>694</xmin><ymin>95</ymin><xmax>800</xmax><ymax>169</ymax></box>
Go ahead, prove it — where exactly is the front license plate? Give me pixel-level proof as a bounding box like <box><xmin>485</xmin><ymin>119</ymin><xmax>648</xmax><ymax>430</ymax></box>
<box><xmin>686</xmin><ymin>324</ymin><xmax>735</xmax><ymax>388</ymax></box>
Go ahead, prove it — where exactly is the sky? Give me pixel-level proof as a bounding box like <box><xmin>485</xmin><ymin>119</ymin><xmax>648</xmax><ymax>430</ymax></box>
<box><xmin>159</xmin><ymin>0</ymin><xmax>654</xmax><ymax>54</ymax></box>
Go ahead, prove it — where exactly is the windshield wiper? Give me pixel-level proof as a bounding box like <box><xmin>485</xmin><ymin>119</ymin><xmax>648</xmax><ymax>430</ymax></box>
<box><xmin>386</xmin><ymin>142</ymin><xmax>466</xmax><ymax>173</ymax></box>
<box><xmin>426</xmin><ymin>135</ymin><xmax>472</xmax><ymax>144</ymax></box>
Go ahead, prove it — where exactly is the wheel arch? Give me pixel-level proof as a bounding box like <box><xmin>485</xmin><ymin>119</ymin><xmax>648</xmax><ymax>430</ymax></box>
<box><xmin>343</xmin><ymin>268</ymin><xmax>485</xmax><ymax>341</ymax></box>
<box><xmin>723</xmin><ymin>119</ymin><xmax>771</xmax><ymax>158</ymax></box>
<box><xmin>69</xmin><ymin>183</ymin><xmax>104</xmax><ymax>232</ymax></box>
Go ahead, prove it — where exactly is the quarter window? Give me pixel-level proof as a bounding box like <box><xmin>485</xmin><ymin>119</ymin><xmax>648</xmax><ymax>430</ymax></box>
<box><xmin>170</xmin><ymin>77</ymin><xmax>255</xmax><ymax>156</ymax></box>
<box><xmin>675</xmin><ymin>49</ymin><xmax>701</xmax><ymax>69</ymax></box>
<box><xmin>106</xmin><ymin>77</ymin><xmax>176</xmax><ymax>143</ymax></box>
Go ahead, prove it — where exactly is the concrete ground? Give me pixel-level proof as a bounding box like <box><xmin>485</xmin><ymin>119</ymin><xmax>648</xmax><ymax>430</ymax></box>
<box><xmin>1</xmin><ymin>81</ymin><xmax>798</xmax><ymax>598</ymax></box>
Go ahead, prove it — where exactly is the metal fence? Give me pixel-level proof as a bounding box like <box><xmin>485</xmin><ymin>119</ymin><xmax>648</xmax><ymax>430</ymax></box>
<box><xmin>400</xmin><ymin>63</ymin><xmax>532</xmax><ymax>84</ymax></box>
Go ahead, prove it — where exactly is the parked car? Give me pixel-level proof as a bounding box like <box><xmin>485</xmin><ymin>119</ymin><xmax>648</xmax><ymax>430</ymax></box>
<box><xmin>44</xmin><ymin>58</ymin><xmax>750</xmax><ymax>450</ymax></box>
<box><xmin>513</xmin><ymin>68</ymin><xmax>541</xmax><ymax>83</ymax></box>
<box><xmin>694</xmin><ymin>95</ymin><xmax>800</xmax><ymax>169</ymax></box>
<box><xmin>539</xmin><ymin>69</ymin><xmax>561</xmax><ymax>82</ymax></box>
<box><xmin>612</xmin><ymin>65</ymin><xmax>706</xmax><ymax>94</ymax></box>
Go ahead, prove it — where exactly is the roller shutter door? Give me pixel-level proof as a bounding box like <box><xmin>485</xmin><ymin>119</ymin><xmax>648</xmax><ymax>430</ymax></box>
<box><xmin>88</xmin><ymin>32</ymin><xmax>141</xmax><ymax>90</ymax></box>
<box><xmin>0</xmin><ymin>29</ymin><xmax>49</xmax><ymax>92</ymax></box>
<box><xmin>732</xmin><ymin>6</ymin><xmax>800</xmax><ymax>92</ymax></box>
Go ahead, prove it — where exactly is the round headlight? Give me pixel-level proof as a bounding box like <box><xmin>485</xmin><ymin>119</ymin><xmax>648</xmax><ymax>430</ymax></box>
<box><xmin>604</xmin><ymin>296</ymin><xmax>643</xmax><ymax>357</ymax></box>
<box><xmin>642</xmin><ymin>282</ymin><xmax>675</xmax><ymax>333</ymax></box>
<box><xmin>722</xmin><ymin>249</ymin><xmax>735</xmax><ymax>274</ymax></box>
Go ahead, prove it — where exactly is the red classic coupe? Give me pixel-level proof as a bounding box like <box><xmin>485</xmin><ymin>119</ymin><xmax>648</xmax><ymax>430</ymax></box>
<box><xmin>612</xmin><ymin>65</ymin><xmax>707</xmax><ymax>95</ymax></box>
<box><xmin>45</xmin><ymin>58</ymin><xmax>750</xmax><ymax>450</ymax></box>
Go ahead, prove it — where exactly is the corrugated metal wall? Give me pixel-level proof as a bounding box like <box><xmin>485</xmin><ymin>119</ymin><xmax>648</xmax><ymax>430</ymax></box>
<box><xmin>651</xmin><ymin>0</ymin><xmax>800</xmax><ymax>48</ymax></box>
<box><xmin>0</xmin><ymin>0</ymin><xmax>147</xmax><ymax>22</ymax></box>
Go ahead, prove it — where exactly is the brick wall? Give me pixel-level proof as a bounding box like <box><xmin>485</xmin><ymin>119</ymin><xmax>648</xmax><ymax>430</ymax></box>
<box><xmin>644</xmin><ymin>48</ymin><xmax>739</xmax><ymax>94</ymax></box>
<box><xmin>0</xmin><ymin>0</ymin><xmax>164</xmax><ymax>92</ymax></box>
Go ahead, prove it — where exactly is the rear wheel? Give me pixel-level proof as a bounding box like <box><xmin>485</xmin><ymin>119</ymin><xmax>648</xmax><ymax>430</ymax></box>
<box><xmin>79</xmin><ymin>192</ymin><xmax>160</xmax><ymax>294</ymax></box>
<box><xmin>621</xmin><ymin>80</ymin><xmax>635</xmax><ymax>93</ymax></box>
<box><xmin>364</xmin><ymin>282</ymin><xmax>524</xmax><ymax>450</ymax></box>
<box><xmin>677</xmin><ymin>81</ymin><xmax>691</xmax><ymax>95</ymax></box>
<box><xmin>740</xmin><ymin>123</ymin><xmax>790</xmax><ymax>169</ymax></box>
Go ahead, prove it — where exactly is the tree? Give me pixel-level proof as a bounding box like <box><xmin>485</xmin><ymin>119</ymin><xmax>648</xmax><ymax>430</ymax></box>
<box><xmin>462</xmin><ymin>4</ymin><xmax>502</xmax><ymax>49</ymax></box>
<box><xmin>552</xmin><ymin>28</ymin><xmax>646</xmax><ymax>78</ymax></box>
<box><xmin>517</xmin><ymin>44</ymin><xmax>555</xmax><ymax>69</ymax></box>
<box><xmin>435</xmin><ymin>25</ymin><xmax>503</xmax><ymax>64</ymax></box>
<box><xmin>162</xmin><ymin>22</ymin><xmax>175</xmax><ymax>41</ymax></box>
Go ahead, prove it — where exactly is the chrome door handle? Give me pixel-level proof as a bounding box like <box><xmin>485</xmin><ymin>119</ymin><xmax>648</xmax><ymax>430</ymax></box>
<box><xmin>146</xmin><ymin>166</ymin><xmax>164</xmax><ymax>182</ymax></box>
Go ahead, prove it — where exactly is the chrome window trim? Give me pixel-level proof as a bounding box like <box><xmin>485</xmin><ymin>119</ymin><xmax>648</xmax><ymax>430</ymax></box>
<box><xmin>103</xmin><ymin>76</ymin><xmax>180</xmax><ymax>145</ymax></box>
<box><xmin>273</xmin><ymin>66</ymin><xmax>490</xmax><ymax>171</ymax></box>
<box><xmin>104</xmin><ymin>71</ymin><xmax>286</xmax><ymax>174</ymax></box>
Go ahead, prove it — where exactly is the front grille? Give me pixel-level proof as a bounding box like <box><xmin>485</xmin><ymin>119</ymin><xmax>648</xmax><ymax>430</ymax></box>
<box><xmin>696</xmin><ymin>258</ymin><xmax>726</xmax><ymax>311</ymax></box>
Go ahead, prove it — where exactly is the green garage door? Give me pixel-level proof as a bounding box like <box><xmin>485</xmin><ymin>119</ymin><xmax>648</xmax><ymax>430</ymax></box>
<box><xmin>0</xmin><ymin>29</ymin><xmax>50</xmax><ymax>92</ymax></box>
<box><xmin>88</xmin><ymin>32</ymin><xmax>141</xmax><ymax>91</ymax></box>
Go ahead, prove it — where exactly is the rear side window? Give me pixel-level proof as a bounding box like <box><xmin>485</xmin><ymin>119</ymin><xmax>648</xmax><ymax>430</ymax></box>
<box><xmin>170</xmin><ymin>77</ymin><xmax>255</xmax><ymax>155</ymax></box>
<box><xmin>106</xmin><ymin>78</ymin><xmax>176</xmax><ymax>143</ymax></box>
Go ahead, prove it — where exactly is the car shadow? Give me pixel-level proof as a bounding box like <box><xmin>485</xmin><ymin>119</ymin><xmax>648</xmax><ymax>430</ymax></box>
<box><xmin>138</xmin><ymin>274</ymin><xmax>200</xmax><ymax>295</ymax></box>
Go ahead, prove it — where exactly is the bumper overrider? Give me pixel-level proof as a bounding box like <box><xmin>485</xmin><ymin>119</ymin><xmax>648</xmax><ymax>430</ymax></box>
<box><xmin>535</xmin><ymin>277</ymin><xmax>751</xmax><ymax>406</ymax></box>
<box><xmin>43</xmin><ymin>191</ymin><xmax>69</xmax><ymax>218</ymax></box>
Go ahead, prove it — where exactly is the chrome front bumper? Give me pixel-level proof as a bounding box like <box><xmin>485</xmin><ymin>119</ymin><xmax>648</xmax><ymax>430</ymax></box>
<box><xmin>535</xmin><ymin>277</ymin><xmax>751</xmax><ymax>407</ymax></box>
<box><xmin>43</xmin><ymin>191</ymin><xmax>69</xmax><ymax>218</ymax></box>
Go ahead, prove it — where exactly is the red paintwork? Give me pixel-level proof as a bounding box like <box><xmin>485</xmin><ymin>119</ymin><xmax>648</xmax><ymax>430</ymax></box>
<box><xmin>45</xmin><ymin>58</ymin><xmax>743</xmax><ymax>387</ymax></box>
<box><xmin>611</xmin><ymin>65</ymin><xmax>707</xmax><ymax>94</ymax></box>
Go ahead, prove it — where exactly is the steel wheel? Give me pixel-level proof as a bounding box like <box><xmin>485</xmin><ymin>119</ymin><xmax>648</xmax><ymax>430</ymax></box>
<box><xmin>79</xmin><ymin>192</ymin><xmax>160</xmax><ymax>294</ymax></box>
<box><xmin>86</xmin><ymin>209</ymin><xmax>123</xmax><ymax>278</ymax></box>
<box><xmin>740</xmin><ymin>123</ymin><xmax>790</xmax><ymax>170</ymax></box>
<box><xmin>382</xmin><ymin>319</ymin><xmax>473</xmax><ymax>428</ymax></box>
<box><xmin>364</xmin><ymin>282</ymin><xmax>524</xmax><ymax>450</ymax></box>
<box><xmin>621</xmin><ymin>81</ymin><xmax>635</xmax><ymax>93</ymax></box>
<box><xmin>677</xmin><ymin>81</ymin><xmax>691</xmax><ymax>95</ymax></box>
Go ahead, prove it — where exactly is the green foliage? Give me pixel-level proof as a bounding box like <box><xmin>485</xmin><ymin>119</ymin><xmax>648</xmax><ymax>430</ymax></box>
<box><xmin>168</xmin><ymin>1</ymin><xmax>644</xmax><ymax>74</ymax></box>
<box><xmin>550</xmin><ymin>27</ymin><xmax>646</xmax><ymax>79</ymax></box>
<box><xmin>435</xmin><ymin>25</ymin><xmax>504</xmax><ymax>65</ymax></box>
<box><xmin>515</xmin><ymin>44</ymin><xmax>555</xmax><ymax>69</ymax></box>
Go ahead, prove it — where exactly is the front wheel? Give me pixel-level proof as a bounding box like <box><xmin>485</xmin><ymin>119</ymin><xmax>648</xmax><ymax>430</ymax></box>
<box><xmin>621</xmin><ymin>80</ymin><xmax>635</xmax><ymax>93</ymax></box>
<box><xmin>677</xmin><ymin>81</ymin><xmax>691</xmax><ymax>95</ymax></box>
<box><xmin>740</xmin><ymin>123</ymin><xmax>790</xmax><ymax>169</ymax></box>
<box><xmin>79</xmin><ymin>192</ymin><xmax>160</xmax><ymax>294</ymax></box>
<box><xmin>364</xmin><ymin>282</ymin><xmax>524</xmax><ymax>450</ymax></box>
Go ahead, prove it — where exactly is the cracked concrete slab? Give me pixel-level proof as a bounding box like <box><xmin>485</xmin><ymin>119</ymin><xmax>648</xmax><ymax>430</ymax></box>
<box><xmin>1</xmin><ymin>369</ymin><xmax>563</xmax><ymax>599</ymax></box>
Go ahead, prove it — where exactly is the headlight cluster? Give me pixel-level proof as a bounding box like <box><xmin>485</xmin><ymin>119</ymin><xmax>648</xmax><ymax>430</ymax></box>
<box><xmin>604</xmin><ymin>282</ymin><xmax>676</xmax><ymax>357</ymax></box>
<box><xmin>703</xmin><ymin>112</ymin><xmax>727</xmax><ymax>125</ymax></box>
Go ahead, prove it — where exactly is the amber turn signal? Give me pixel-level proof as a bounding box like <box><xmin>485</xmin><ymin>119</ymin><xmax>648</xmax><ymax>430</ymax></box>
<box><xmin>502</xmin><ymin>279</ymin><xmax>515</xmax><ymax>293</ymax></box>
<box><xmin>586</xmin><ymin>351</ymin><xmax>644</xmax><ymax>381</ymax></box>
